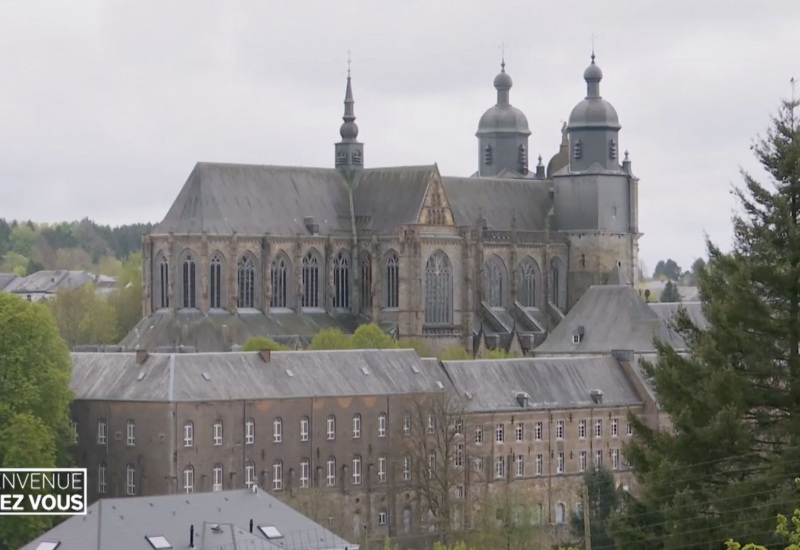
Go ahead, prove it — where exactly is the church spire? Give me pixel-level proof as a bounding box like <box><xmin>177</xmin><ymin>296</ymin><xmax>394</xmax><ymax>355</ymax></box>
<box><xmin>335</xmin><ymin>56</ymin><xmax>364</xmax><ymax>173</ymax></box>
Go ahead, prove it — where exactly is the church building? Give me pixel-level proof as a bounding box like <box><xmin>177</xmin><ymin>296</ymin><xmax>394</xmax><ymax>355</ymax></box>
<box><xmin>124</xmin><ymin>54</ymin><xmax>640</xmax><ymax>352</ymax></box>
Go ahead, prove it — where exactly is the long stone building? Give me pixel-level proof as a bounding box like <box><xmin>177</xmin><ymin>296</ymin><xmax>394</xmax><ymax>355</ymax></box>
<box><xmin>68</xmin><ymin>346</ymin><xmax>663</xmax><ymax>543</ymax></box>
<box><xmin>123</xmin><ymin>54</ymin><xmax>641</xmax><ymax>352</ymax></box>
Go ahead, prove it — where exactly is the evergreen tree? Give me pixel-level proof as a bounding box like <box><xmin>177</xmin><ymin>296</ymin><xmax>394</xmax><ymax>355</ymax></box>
<box><xmin>609</xmin><ymin>95</ymin><xmax>800</xmax><ymax>549</ymax></box>
<box><xmin>660</xmin><ymin>280</ymin><xmax>681</xmax><ymax>302</ymax></box>
<box><xmin>571</xmin><ymin>467</ymin><xmax>620</xmax><ymax>550</ymax></box>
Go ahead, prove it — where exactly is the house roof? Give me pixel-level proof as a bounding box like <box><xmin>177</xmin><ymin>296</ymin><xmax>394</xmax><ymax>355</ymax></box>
<box><xmin>0</xmin><ymin>272</ymin><xmax>17</xmax><ymax>290</ymax></box>
<box><xmin>19</xmin><ymin>488</ymin><xmax>353</xmax><ymax>550</ymax></box>
<box><xmin>3</xmin><ymin>270</ymin><xmax>97</xmax><ymax>294</ymax></box>
<box><xmin>70</xmin><ymin>348</ymin><xmax>449</xmax><ymax>402</ymax></box>
<box><xmin>441</xmin><ymin>355</ymin><xmax>642</xmax><ymax>412</ymax></box>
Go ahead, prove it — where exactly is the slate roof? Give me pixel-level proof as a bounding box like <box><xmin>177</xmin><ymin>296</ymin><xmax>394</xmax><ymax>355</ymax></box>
<box><xmin>535</xmin><ymin>285</ymin><xmax>707</xmax><ymax>354</ymax></box>
<box><xmin>3</xmin><ymin>270</ymin><xmax>97</xmax><ymax>294</ymax></box>
<box><xmin>70</xmin><ymin>348</ymin><xmax>449</xmax><ymax>402</ymax></box>
<box><xmin>0</xmin><ymin>272</ymin><xmax>16</xmax><ymax>290</ymax></box>
<box><xmin>442</xmin><ymin>355</ymin><xmax>642</xmax><ymax>412</ymax></box>
<box><xmin>120</xmin><ymin>309</ymin><xmax>359</xmax><ymax>352</ymax></box>
<box><xmin>441</xmin><ymin>176</ymin><xmax>551</xmax><ymax>231</ymax></box>
<box><xmin>19</xmin><ymin>488</ymin><xmax>353</xmax><ymax>550</ymax></box>
<box><xmin>352</xmin><ymin>165</ymin><xmax>436</xmax><ymax>232</ymax></box>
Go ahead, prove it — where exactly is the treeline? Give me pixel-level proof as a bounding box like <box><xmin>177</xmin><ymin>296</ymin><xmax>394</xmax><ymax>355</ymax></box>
<box><xmin>0</xmin><ymin>218</ymin><xmax>153</xmax><ymax>276</ymax></box>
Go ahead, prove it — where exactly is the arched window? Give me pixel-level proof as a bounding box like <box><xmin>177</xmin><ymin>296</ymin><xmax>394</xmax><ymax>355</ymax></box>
<box><xmin>157</xmin><ymin>253</ymin><xmax>169</xmax><ymax>309</ymax></box>
<box><xmin>360</xmin><ymin>252</ymin><xmax>372</xmax><ymax>311</ymax></box>
<box><xmin>424</xmin><ymin>251</ymin><xmax>452</xmax><ymax>325</ymax></box>
<box><xmin>126</xmin><ymin>464</ymin><xmax>136</xmax><ymax>496</ymax></box>
<box><xmin>550</xmin><ymin>257</ymin><xmax>565</xmax><ymax>309</ymax></box>
<box><xmin>183</xmin><ymin>465</ymin><xmax>194</xmax><ymax>493</ymax></box>
<box><xmin>270</xmin><ymin>253</ymin><xmax>291</xmax><ymax>308</ymax></box>
<box><xmin>209</xmin><ymin>253</ymin><xmax>223</xmax><ymax>309</ymax></box>
<box><xmin>484</xmin><ymin>144</ymin><xmax>493</xmax><ymax>165</ymax></box>
<box><xmin>384</xmin><ymin>251</ymin><xmax>399</xmax><ymax>309</ymax></box>
<box><xmin>555</xmin><ymin>502</ymin><xmax>566</xmax><ymax>524</ymax></box>
<box><xmin>333</xmin><ymin>250</ymin><xmax>350</xmax><ymax>309</ymax></box>
<box><xmin>237</xmin><ymin>255</ymin><xmax>257</xmax><ymax>308</ymax></box>
<box><xmin>272</xmin><ymin>460</ymin><xmax>283</xmax><ymax>491</ymax></box>
<box><xmin>181</xmin><ymin>252</ymin><xmax>197</xmax><ymax>308</ymax></box>
<box><xmin>245</xmin><ymin>460</ymin><xmax>256</xmax><ymax>489</ymax></box>
<box><xmin>483</xmin><ymin>255</ymin><xmax>507</xmax><ymax>308</ymax></box>
<box><xmin>212</xmin><ymin>463</ymin><xmax>223</xmax><ymax>491</ymax></box>
<box><xmin>403</xmin><ymin>506</ymin><xmax>412</xmax><ymax>534</ymax></box>
<box><xmin>517</xmin><ymin>257</ymin><xmax>541</xmax><ymax>308</ymax></box>
<box><xmin>302</xmin><ymin>250</ymin><xmax>321</xmax><ymax>308</ymax></box>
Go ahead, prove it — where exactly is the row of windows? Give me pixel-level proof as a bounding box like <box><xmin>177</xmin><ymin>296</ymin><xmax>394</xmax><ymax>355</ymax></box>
<box><xmin>84</xmin><ymin>415</ymin><xmax>634</xmax><ymax>447</ymax></box>
<box><xmin>482</xmin><ymin>448</ymin><xmax>624</xmax><ymax>479</ymax></box>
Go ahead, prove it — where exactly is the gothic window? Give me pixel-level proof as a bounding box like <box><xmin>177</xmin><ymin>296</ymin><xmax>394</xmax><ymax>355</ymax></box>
<box><xmin>209</xmin><ymin>253</ymin><xmax>223</xmax><ymax>309</ymax></box>
<box><xmin>181</xmin><ymin>252</ymin><xmax>197</xmax><ymax>309</ymax></box>
<box><xmin>518</xmin><ymin>144</ymin><xmax>528</xmax><ymax>172</ymax></box>
<box><xmin>550</xmin><ymin>256</ymin><xmax>565</xmax><ymax>309</ymax></box>
<box><xmin>360</xmin><ymin>252</ymin><xmax>372</xmax><ymax>311</ymax></box>
<box><xmin>302</xmin><ymin>249</ymin><xmax>322</xmax><ymax>308</ymax></box>
<box><xmin>517</xmin><ymin>257</ymin><xmax>540</xmax><ymax>308</ymax></box>
<box><xmin>157</xmin><ymin>253</ymin><xmax>169</xmax><ymax>309</ymax></box>
<box><xmin>484</xmin><ymin>144</ymin><xmax>493</xmax><ymax>165</ymax></box>
<box><xmin>483</xmin><ymin>255</ymin><xmax>507</xmax><ymax>308</ymax></box>
<box><xmin>270</xmin><ymin>253</ymin><xmax>291</xmax><ymax>308</ymax></box>
<box><xmin>574</xmin><ymin>139</ymin><xmax>583</xmax><ymax>160</ymax></box>
<box><xmin>336</xmin><ymin>151</ymin><xmax>347</xmax><ymax>166</ymax></box>
<box><xmin>384</xmin><ymin>251</ymin><xmax>399</xmax><ymax>309</ymax></box>
<box><xmin>424</xmin><ymin>250</ymin><xmax>453</xmax><ymax>325</ymax></box>
<box><xmin>333</xmin><ymin>250</ymin><xmax>351</xmax><ymax>309</ymax></box>
<box><xmin>237</xmin><ymin>254</ymin><xmax>257</xmax><ymax>308</ymax></box>
<box><xmin>609</xmin><ymin>138</ymin><xmax>618</xmax><ymax>160</ymax></box>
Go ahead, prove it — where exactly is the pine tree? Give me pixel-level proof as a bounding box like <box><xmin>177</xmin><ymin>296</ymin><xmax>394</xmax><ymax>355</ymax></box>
<box><xmin>660</xmin><ymin>280</ymin><xmax>682</xmax><ymax>303</ymax></box>
<box><xmin>609</xmin><ymin>94</ymin><xmax>800</xmax><ymax>549</ymax></box>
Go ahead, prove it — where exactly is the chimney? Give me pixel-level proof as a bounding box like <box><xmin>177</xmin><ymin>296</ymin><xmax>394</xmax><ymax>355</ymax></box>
<box><xmin>135</xmin><ymin>349</ymin><xmax>149</xmax><ymax>365</ymax></box>
<box><xmin>303</xmin><ymin>216</ymin><xmax>319</xmax><ymax>235</ymax></box>
<box><xmin>590</xmin><ymin>389</ymin><xmax>604</xmax><ymax>405</ymax></box>
<box><xmin>258</xmin><ymin>349</ymin><xmax>271</xmax><ymax>363</ymax></box>
<box><xmin>190</xmin><ymin>524</ymin><xmax>194</xmax><ymax>548</ymax></box>
<box><xmin>515</xmin><ymin>392</ymin><xmax>530</xmax><ymax>408</ymax></box>
<box><xmin>249</xmin><ymin>519</ymin><xmax>254</xmax><ymax>533</ymax></box>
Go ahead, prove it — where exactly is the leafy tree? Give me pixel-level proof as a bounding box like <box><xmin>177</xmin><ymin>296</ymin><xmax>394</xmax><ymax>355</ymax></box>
<box><xmin>469</xmin><ymin>486</ymin><xmax>548</xmax><ymax>550</ymax></box>
<box><xmin>397</xmin><ymin>337</ymin><xmax>435</xmax><ymax>357</ymax></box>
<box><xmin>7</xmin><ymin>223</ymin><xmax>37</xmax><ymax>257</ymax></box>
<box><xmin>609</xmin><ymin>95</ymin><xmax>800</xmax><ymax>548</ymax></box>
<box><xmin>571</xmin><ymin>467</ymin><xmax>620</xmax><ymax>550</ymax></box>
<box><xmin>659</xmin><ymin>280</ymin><xmax>681</xmax><ymax>302</ymax></box>
<box><xmin>46</xmin><ymin>283</ymin><xmax>119</xmax><ymax>348</ymax></box>
<box><xmin>351</xmin><ymin>323</ymin><xmax>397</xmax><ymax>349</ymax></box>
<box><xmin>107</xmin><ymin>252</ymin><xmax>143</xmax><ymax>338</ymax></box>
<box><xmin>308</xmin><ymin>327</ymin><xmax>353</xmax><ymax>350</ymax></box>
<box><xmin>1</xmin><ymin>251</ymin><xmax>28</xmax><ymax>275</ymax></box>
<box><xmin>438</xmin><ymin>345</ymin><xmax>471</xmax><ymax>360</ymax></box>
<box><xmin>684</xmin><ymin>257</ymin><xmax>707</xmax><ymax>286</ymax></box>
<box><xmin>0</xmin><ymin>218</ymin><xmax>10</xmax><ymax>254</ymax></box>
<box><xmin>652</xmin><ymin>259</ymin><xmax>683</xmax><ymax>281</ymax></box>
<box><xmin>0</xmin><ymin>293</ymin><xmax>74</xmax><ymax>548</ymax></box>
<box><xmin>241</xmin><ymin>336</ymin><xmax>291</xmax><ymax>352</ymax></box>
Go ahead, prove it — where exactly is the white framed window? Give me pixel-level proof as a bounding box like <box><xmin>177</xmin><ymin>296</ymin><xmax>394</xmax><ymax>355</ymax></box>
<box><xmin>403</xmin><ymin>455</ymin><xmax>412</xmax><ymax>481</ymax></box>
<box><xmin>515</xmin><ymin>454</ymin><xmax>524</xmax><ymax>477</ymax></box>
<box><xmin>594</xmin><ymin>449</ymin><xmax>603</xmax><ymax>468</ymax></box>
<box><xmin>515</xmin><ymin>422</ymin><xmax>523</xmax><ymax>443</ymax></box>
<box><xmin>300</xmin><ymin>417</ymin><xmax>309</xmax><ymax>441</ymax></box>
<box><xmin>595</xmin><ymin>419</ymin><xmax>603</xmax><ymax>438</ymax></box>
<box><xmin>126</xmin><ymin>420</ymin><xmax>135</xmax><ymax>446</ymax></box>
<box><xmin>326</xmin><ymin>457</ymin><xmax>336</xmax><ymax>487</ymax></box>
<box><xmin>246</xmin><ymin>419</ymin><xmax>255</xmax><ymax>445</ymax></box>
<box><xmin>534</xmin><ymin>421</ymin><xmax>542</xmax><ymax>441</ymax></box>
<box><xmin>245</xmin><ymin>461</ymin><xmax>256</xmax><ymax>488</ymax></box>
<box><xmin>378</xmin><ymin>455</ymin><xmax>387</xmax><ymax>483</ymax></box>
<box><xmin>611</xmin><ymin>418</ymin><xmax>619</xmax><ymax>437</ymax></box>
<box><xmin>273</xmin><ymin>460</ymin><xmax>283</xmax><ymax>490</ymax></box>
<box><xmin>579</xmin><ymin>451</ymin><xmax>587</xmax><ymax>472</ymax></box>
<box><xmin>456</xmin><ymin>485</ymin><xmax>464</xmax><ymax>499</ymax></box>
<box><xmin>455</xmin><ymin>443</ymin><xmax>464</xmax><ymax>468</ymax></box>
<box><xmin>427</xmin><ymin>414</ymin><xmax>435</xmax><ymax>434</ymax></box>
<box><xmin>403</xmin><ymin>414</ymin><xmax>411</xmax><ymax>436</ymax></box>
<box><xmin>612</xmin><ymin>449</ymin><xmax>620</xmax><ymax>470</ymax></box>
<box><xmin>572</xmin><ymin>334</ymin><xmax>581</xmax><ymax>344</ymax></box>
<box><xmin>352</xmin><ymin>456</ymin><xmax>362</xmax><ymax>485</ymax></box>
<box><xmin>184</xmin><ymin>421</ymin><xmax>194</xmax><ymax>447</ymax></box>
<box><xmin>378</xmin><ymin>413</ymin><xmax>386</xmax><ymax>438</ymax></box>
<box><xmin>213</xmin><ymin>463</ymin><xmax>223</xmax><ymax>491</ymax></box>
<box><xmin>556</xmin><ymin>452</ymin><xmax>564</xmax><ymax>474</ymax></box>
<box><xmin>97</xmin><ymin>419</ymin><xmax>107</xmax><ymax>445</ymax></box>
<box><xmin>495</xmin><ymin>456</ymin><xmax>505</xmax><ymax>479</ymax></box>
<box><xmin>474</xmin><ymin>426</ymin><xmax>484</xmax><ymax>445</ymax></box>
<box><xmin>578</xmin><ymin>419</ymin><xmax>586</xmax><ymax>439</ymax></box>
<box><xmin>126</xmin><ymin>464</ymin><xmax>136</xmax><ymax>496</ymax></box>
<box><xmin>556</xmin><ymin>420</ymin><xmax>564</xmax><ymax>440</ymax></box>
<box><xmin>327</xmin><ymin>415</ymin><xmax>336</xmax><ymax>440</ymax></box>
<box><xmin>627</xmin><ymin>421</ymin><xmax>634</xmax><ymax>436</ymax></box>
<box><xmin>213</xmin><ymin>420</ymin><xmax>223</xmax><ymax>446</ymax></box>
<box><xmin>555</xmin><ymin>503</ymin><xmax>566</xmax><ymax>524</ymax></box>
<box><xmin>455</xmin><ymin>418</ymin><xmax>463</xmax><ymax>435</ymax></box>
<box><xmin>300</xmin><ymin>459</ymin><xmax>310</xmax><ymax>488</ymax></box>
<box><xmin>495</xmin><ymin>423</ymin><xmax>504</xmax><ymax>443</ymax></box>
<box><xmin>352</xmin><ymin>414</ymin><xmax>361</xmax><ymax>439</ymax></box>
<box><xmin>378</xmin><ymin>510</ymin><xmax>388</xmax><ymax>526</ymax></box>
<box><xmin>183</xmin><ymin>465</ymin><xmax>194</xmax><ymax>493</ymax></box>
<box><xmin>71</xmin><ymin>421</ymin><xmax>78</xmax><ymax>445</ymax></box>
<box><xmin>428</xmin><ymin>451</ymin><xmax>436</xmax><ymax>479</ymax></box>
<box><xmin>474</xmin><ymin>457</ymin><xmax>484</xmax><ymax>472</ymax></box>
<box><xmin>535</xmin><ymin>454</ymin><xmax>543</xmax><ymax>475</ymax></box>
<box><xmin>98</xmin><ymin>462</ymin><xmax>106</xmax><ymax>494</ymax></box>
<box><xmin>273</xmin><ymin>418</ymin><xmax>282</xmax><ymax>443</ymax></box>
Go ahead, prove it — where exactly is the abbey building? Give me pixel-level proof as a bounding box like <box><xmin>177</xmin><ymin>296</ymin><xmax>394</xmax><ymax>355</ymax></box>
<box><xmin>125</xmin><ymin>55</ymin><xmax>640</xmax><ymax>352</ymax></box>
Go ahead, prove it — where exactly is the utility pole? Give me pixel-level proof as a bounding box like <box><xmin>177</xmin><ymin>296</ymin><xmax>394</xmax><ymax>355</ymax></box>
<box><xmin>582</xmin><ymin>483</ymin><xmax>592</xmax><ymax>550</ymax></box>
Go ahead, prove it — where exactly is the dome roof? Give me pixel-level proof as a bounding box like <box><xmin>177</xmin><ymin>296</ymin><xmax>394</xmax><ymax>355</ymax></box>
<box><xmin>493</xmin><ymin>70</ymin><xmax>513</xmax><ymax>89</ymax></box>
<box><xmin>477</xmin><ymin>105</ymin><xmax>531</xmax><ymax>135</ymax></box>
<box><xmin>567</xmin><ymin>54</ymin><xmax>621</xmax><ymax>130</ymax></box>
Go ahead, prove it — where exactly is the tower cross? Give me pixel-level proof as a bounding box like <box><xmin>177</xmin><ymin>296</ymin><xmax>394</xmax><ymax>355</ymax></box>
<box><xmin>499</xmin><ymin>41</ymin><xmax>507</xmax><ymax>64</ymax></box>
<box><xmin>347</xmin><ymin>50</ymin><xmax>351</xmax><ymax>77</ymax></box>
<box><xmin>591</xmin><ymin>32</ymin><xmax>597</xmax><ymax>58</ymax></box>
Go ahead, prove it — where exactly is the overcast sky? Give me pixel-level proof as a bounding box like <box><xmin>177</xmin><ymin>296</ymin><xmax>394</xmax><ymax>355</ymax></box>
<box><xmin>0</xmin><ymin>1</ymin><xmax>798</xmax><ymax>274</ymax></box>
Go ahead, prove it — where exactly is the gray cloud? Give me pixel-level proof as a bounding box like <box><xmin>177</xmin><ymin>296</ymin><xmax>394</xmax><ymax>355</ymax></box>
<box><xmin>0</xmin><ymin>0</ymin><xmax>798</xmax><ymax>274</ymax></box>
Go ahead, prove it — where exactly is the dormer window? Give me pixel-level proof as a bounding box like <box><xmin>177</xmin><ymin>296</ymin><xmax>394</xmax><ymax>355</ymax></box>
<box><xmin>573</xmin><ymin>140</ymin><xmax>582</xmax><ymax>160</ymax></box>
<box><xmin>352</xmin><ymin>149</ymin><xmax>363</xmax><ymax>165</ymax></box>
<box><xmin>572</xmin><ymin>333</ymin><xmax>581</xmax><ymax>344</ymax></box>
<box><xmin>609</xmin><ymin>138</ymin><xmax>618</xmax><ymax>160</ymax></box>
<box><xmin>484</xmin><ymin>145</ymin><xmax>493</xmax><ymax>166</ymax></box>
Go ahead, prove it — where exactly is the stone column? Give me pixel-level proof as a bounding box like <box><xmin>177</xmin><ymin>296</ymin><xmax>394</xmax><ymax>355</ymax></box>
<box><xmin>229</xmin><ymin>233</ymin><xmax>239</xmax><ymax>312</ymax></box>
<box><xmin>168</xmin><ymin>232</ymin><xmax>176</xmax><ymax>311</ymax></box>
<box><xmin>141</xmin><ymin>234</ymin><xmax>151</xmax><ymax>317</ymax></box>
<box><xmin>262</xmin><ymin>235</ymin><xmax>272</xmax><ymax>314</ymax></box>
<box><xmin>371</xmin><ymin>238</ymin><xmax>381</xmax><ymax>322</ymax></box>
<box><xmin>461</xmin><ymin>229</ymin><xmax>474</xmax><ymax>350</ymax></box>
<box><xmin>325</xmin><ymin>238</ymin><xmax>334</xmax><ymax>312</ymax></box>
<box><xmin>200</xmin><ymin>232</ymin><xmax>209</xmax><ymax>312</ymax></box>
<box><xmin>294</xmin><ymin>239</ymin><xmax>303</xmax><ymax>314</ymax></box>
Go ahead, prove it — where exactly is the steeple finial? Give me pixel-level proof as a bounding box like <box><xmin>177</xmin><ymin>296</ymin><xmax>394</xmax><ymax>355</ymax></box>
<box><xmin>347</xmin><ymin>50</ymin><xmax>351</xmax><ymax>78</ymax></box>
<box><xmin>339</xmin><ymin>54</ymin><xmax>358</xmax><ymax>141</ymax></box>
<box><xmin>591</xmin><ymin>32</ymin><xmax>597</xmax><ymax>62</ymax></box>
<box><xmin>500</xmin><ymin>41</ymin><xmax>507</xmax><ymax>71</ymax></box>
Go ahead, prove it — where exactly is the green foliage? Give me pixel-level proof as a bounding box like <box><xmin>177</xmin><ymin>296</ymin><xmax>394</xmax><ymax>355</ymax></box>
<box><xmin>437</xmin><ymin>345</ymin><xmax>471</xmax><ymax>360</ymax></box>
<box><xmin>241</xmin><ymin>336</ymin><xmax>291</xmax><ymax>352</ymax></box>
<box><xmin>308</xmin><ymin>327</ymin><xmax>353</xmax><ymax>350</ymax></box>
<box><xmin>46</xmin><ymin>283</ymin><xmax>119</xmax><ymax>348</ymax></box>
<box><xmin>571</xmin><ymin>467</ymin><xmax>620</xmax><ymax>550</ymax></box>
<box><xmin>7</xmin><ymin>224</ymin><xmax>37</xmax><ymax>257</ymax></box>
<box><xmin>610</xmin><ymin>96</ymin><xmax>800</xmax><ymax>548</ymax></box>
<box><xmin>652</xmin><ymin>258</ymin><xmax>683</xmax><ymax>281</ymax></box>
<box><xmin>726</xmin><ymin>480</ymin><xmax>800</xmax><ymax>550</ymax></box>
<box><xmin>468</xmin><ymin>487</ymin><xmax>548</xmax><ymax>550</ymax></box>
<box><xmin>0</xmin><ymin>293</ymin><xmax>74</xmax><ymax>547</ymax></box>
<box><xmin>397</xmin><ymin>337</ymin><xmax>435</xmax><ymax>357</ymax></box>
<box><xmin>351</xmin><ymin>323</ymin><xmax>397</xmax><ymax>349</ymax></box>
<box><xmin>684</xmin><ymin>257</ymin><xmax>706</xmax><ymax>286</ymax></box>
<box><xmin>107</xmin><ymin>252</ymin><xmax>143</xmax><ymax>338</ymax></box>
<box><xmin>433</xmin><ymin>542</ymin><xmax>474</xmax><ymax>550</ymax></box>
<box><xmin>659</xmin><ymin>280</ymin><xmax>681</xmax><ymax>302</ymax></box>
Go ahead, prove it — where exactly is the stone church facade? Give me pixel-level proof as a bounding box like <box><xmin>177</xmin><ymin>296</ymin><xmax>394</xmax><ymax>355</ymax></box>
<box><xmin>129</xmin><ymin>54</ymin><xmax>640</xmax><ymax>352</ymax></box>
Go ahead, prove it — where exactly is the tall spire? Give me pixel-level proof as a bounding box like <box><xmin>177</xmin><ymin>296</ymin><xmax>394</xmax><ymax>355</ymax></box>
<box><xmin>583</xmin><ymin>51</ymin><xmax>603</xmax><ymax>99</ymax></box>
<box><xmin>335</xmin><ymin>54</ymin><xmax>363</xmax><ymax>172</ymax></box>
